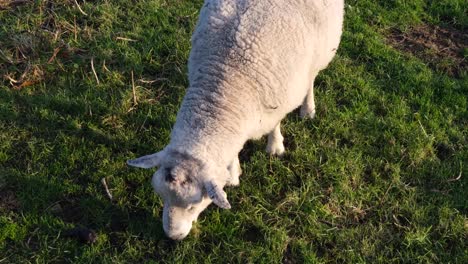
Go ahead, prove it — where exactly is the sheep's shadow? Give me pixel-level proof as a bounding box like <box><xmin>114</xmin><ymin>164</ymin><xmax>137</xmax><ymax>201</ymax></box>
<box><xmin>4</xmin><ymin>163</ymin><xmax>175</xmax><ymax>252</ymax></box>
<box><xmin>0</xmin><ymin>88</ymin><xmax>178</xmax><ymax>252</ymax></box>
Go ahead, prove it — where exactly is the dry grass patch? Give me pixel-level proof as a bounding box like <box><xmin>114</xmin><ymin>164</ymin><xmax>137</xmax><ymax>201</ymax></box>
<box><xmin>388</xmin><ymin>24</ymin><xmax>467</xmax><ymax>77</ymax></box>
<box><xmin>0</xmin><ymin>0</ymin><xmax>31</xmax><ymax>10</ymax></box>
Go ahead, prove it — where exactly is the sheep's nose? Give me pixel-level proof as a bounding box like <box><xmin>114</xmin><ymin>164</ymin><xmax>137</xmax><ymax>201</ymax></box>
<box><xmin>163</xmin><ymin>220</ymin><xmax>192</xmax><ymax>240</ymax></box>
<box><xmin>167</xmin><ymin>232</ymin><xmax>189</xmax><ymax>240</ymax></box>
<box><xmin>165</xmin><ymin>227</ymin><xmax>191</xmax><ymax>240</ymax></box>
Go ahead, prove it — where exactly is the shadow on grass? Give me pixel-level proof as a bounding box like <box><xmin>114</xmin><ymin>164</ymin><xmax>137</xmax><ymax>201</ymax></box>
<box><xmin>4</xmin><ymin>166</ymin><xmax>177</xmax><ymax>254</ymax></box>
<box><xmin>0</xmin><ymin>88</ymin><xmax>180</xmax><ymax>256</ymax></box>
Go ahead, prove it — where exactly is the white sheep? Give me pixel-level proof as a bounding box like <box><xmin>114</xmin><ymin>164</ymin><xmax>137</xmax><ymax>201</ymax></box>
<box><xmin>128</xmin><ymin>0</ymin><xmax>344</xmax><ymax>240</ymax></box>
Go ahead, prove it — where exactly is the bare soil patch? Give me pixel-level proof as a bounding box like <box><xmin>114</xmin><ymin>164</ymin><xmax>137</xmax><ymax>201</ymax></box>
<box><xmin>388</xmin><ymin>24</ymin><xmax>467</xmax><ymax>77</ymax></box>
<box><xmin>282</xmin><ymin>243</ymin><xmax>298</xmax><ymax>264</ymax></box>
<box><xmin>0</xmin><ymin>0</ymin><xmax>31</xmax><ymax>10</ymax></box>
<box><xmin>0</xmin><ymin>190</ymin><xmax>20</xmax><ymax>212</ymax></box>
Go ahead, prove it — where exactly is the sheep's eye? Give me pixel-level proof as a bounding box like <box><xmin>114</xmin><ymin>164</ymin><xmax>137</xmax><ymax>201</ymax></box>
<box><xmin>187</xmin><ymin>206</ymin><xmax>195</xmax><ymax>212</ymax></box>
<box><xmin>164</xmin><ymin>168</ymin><xmax>175</xmax><ymax>182</ymax></box>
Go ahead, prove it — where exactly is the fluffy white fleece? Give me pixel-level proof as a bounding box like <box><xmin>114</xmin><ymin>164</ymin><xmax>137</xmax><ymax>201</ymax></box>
<box><xmin>128</xmin><ymin>0</ymin><xmax>344</xmax><ymax>240</ymax></box>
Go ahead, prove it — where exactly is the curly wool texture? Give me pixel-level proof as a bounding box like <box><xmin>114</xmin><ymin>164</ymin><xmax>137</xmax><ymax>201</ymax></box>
<box><xmin>171</xmin><ymin>0</ymin><xmax>344</xmax><ymax>167</ymax></box>
<box><xmin>128</xmin><ymin>0</ymin><xmax>344</xmax><ymax>240</ymax></box>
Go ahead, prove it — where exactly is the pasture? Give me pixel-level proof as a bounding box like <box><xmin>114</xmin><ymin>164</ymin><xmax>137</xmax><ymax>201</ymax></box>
<box><xmin>0</xmin><ymin>0</ymin><xmax>466</xmax><ymax>262</ymax></box>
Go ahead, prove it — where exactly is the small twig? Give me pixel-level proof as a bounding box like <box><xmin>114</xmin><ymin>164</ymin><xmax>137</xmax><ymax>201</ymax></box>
<box><xmin>377</xmin><ymin>183</ymin><xmax>393</xmax><ymax>208</ymax></box>
<box><xmin>53</xmin><ymin>30</ymin><xmax>60</xmax><ymax>42</ymax></box>
<box><xmin>19</xmin><ymin>63</ymin><xmax>32</xmax><ymax>81</ymax></box>
<box><xmin>101</xmin><ymin>178</ymin><xmax>113</xmax><ymax>201</ymax></box>
<box><xmin>447</xmin><ymin>162</ymin><xmax>462</xmax><ymax>182</ymax></box>
<box><xmin>417</xmin><ymin>119</ymin><xmax>428</xmax><ymax>138</ymax></box>
<box><xmin>430</xmin><ymin>189</ymin><xmax>449</xmax><ymax>196</ymax></box>
<box><xmin>0</xmin><ymin>254</ymin><xmax>13</xmax><ymax>263</ymax></box>
<box><xmin>138</xmin><ymin>78</ymin><xmax>168</xmax><ymax>84</ymax></box>
<box><xmin>102</xmin><ymin>60</ymin><xmax>110</xmax><ymax>72</ymax></box>
<box><xmin>116</xmin><ymin>37</ymin><xmax>137</xmax><ymax>42</ymax></box>
<box><xmin>5</xmin><ymin>75</ymin><xmax>19</xmax><ymax>86</ymax></box>
<box><xmin>0</xmin><ymin>49</ymin><xmax>14</xmax><ymax>64</ymax></box>
<box><xmin>447</xmin><ymin>173</ymin><xmax>462</xmax><ymax>182</ymax></box>
<box><xmin>26</xmin><ymin>228</ymin><xmax>40</xmax><ymax>246</ymax></box>
<box><xmin>392</xmin><ymin>215</ymin><xmax>410</xmax><ymax>230</ymax></box>
<box><xmin>48</xmin><ymin>47</ymin><xmax>61</xmax><ymax>63</ymax></box>
<box><xmin>43</xmin><ymin>200</ymin><xmax>63</xmax><ymax>212</ymax></box>
<box><xmin>137</xmin><ymin>108</ymin><xmax>151</xmax><ymax>132</ymax></box>
<box><xmin>131</xmin><ymin>71</ymin><xmax>137</xmax><ymax>105</ymax></box>
<box><xmin>53</xmin><ymin>230</ymin><xmax>62</xmax><ymax>243</ymax></box>
<box><xmin>17</xmin><ymin>46</ymin><xmax>27</xmax><ymax>60</ymax></box>
<box><xmin>318</xmin><ymin>219</ymin><xmax>343</xmax><ymax>229</ymax></box>
<box><xmin>91</xmin><ymin>58</ymin><xmax>100</xmax><ymax>84</ymax></box>
<box><xmin>73</xmin><ymin>16</ymin><xmax>77</xmax><ymax>41</ymax></box>
<box><xmin>73</xmin><ymin>0</ymin><xmax>88</xmax><ymax>16</ymax></box>
<box><xmin>0</xmin><ymin>0</ymin><xmax>28</xmax><ymax>10</ymax></box>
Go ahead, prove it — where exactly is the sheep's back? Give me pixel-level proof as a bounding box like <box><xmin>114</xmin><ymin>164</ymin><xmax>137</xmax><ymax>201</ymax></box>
<box><xmin>183</xmin><ymin>0</ymin><xmax>343</xmax><ymax>138</ymax></box>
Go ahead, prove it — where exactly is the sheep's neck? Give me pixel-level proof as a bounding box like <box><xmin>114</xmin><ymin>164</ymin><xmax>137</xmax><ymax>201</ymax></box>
<box><xmin>169</xmin><ymin>87</ymin><xmax>248</xmax><ymax>164</ymax></box>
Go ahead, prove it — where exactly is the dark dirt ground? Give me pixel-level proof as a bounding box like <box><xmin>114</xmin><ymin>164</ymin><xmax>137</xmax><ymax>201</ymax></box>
<box><xmin>0</xmin><ymin>190</ymin><xmax>19</xmax><ymax>213</ymax></box>
<box><xmin>387</xmin><ymin>24</ymin><xmax>467</xmax><ymax>77</ymax></box>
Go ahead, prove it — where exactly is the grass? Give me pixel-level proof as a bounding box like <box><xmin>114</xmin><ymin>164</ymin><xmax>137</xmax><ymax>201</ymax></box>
<box><xmin>0</xmin><ymin>0</ymin><xmax>466</xmax><ymax>263</ymax></box>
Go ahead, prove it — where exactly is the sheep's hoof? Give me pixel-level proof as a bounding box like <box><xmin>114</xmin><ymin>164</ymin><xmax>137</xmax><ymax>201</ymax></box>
<box><xmin>266</xmin><ymin>142</ymin><xmax>285</xmax><ymax>156</ymax></box>
<box><xmin>227</xmin><ymin>162</ymin><xmax>241</xmax><ymax>186</ymax></box>
<box><xmin>227</xmin><ymin>172</ymin><xmax>241</xmax><ymax>186</ymax></box>
<box><xmin>227</xmin><ymin>176</ymin><xmax>240</xmax><ymax>186</ymax></box>
<box><xmin>300</xmin><ymin>106</ymin><xmax>316</xmax><ymax>119</ymax></box>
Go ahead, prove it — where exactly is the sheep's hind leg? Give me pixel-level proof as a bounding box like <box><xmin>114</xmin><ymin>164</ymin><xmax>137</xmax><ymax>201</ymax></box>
<box><xmin>266</xmin><ymin>122</ymin><xmax>285</xmax><ymax>156</ymax></box>
<box><xmin>227</xmin><ymin>157</ymin><xmax>241</xmax><ymax>186</ymax></box>
<box><xmin>300</xmin><ymin>80</ymin><xmax>316</xmax><ymax>119</ymax></box>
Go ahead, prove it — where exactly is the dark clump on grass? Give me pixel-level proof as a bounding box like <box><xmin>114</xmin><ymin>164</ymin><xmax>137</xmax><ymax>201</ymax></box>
<box><xmin>387</xmin><ymin>24</ymin><xmax>468</xmax><ymax>77</ymax></box>
<box><xmin>0</xmin><ymin>191</ymin><xmax>20</xmax><ymax>213</ymax></box>
<box><xmin>242</xmin><ymin>224</ymin><xmax>263</xmax><ymax>243</ymax></box>
<box><xmin>282</xmin><ymin>243</ymin><xmax>298</xmax><ymax>264</ymax></box>
<box><xmin>63</xmin><ymin>227</ymin><xmax>97</xmax><ymax>244</ymax></box>
<box><xmin>434</xmin><ymin>142</ymin><xmax>455</xmax><ymax>161</ymax></box>
<box><xmin>0</xmin><ymin>0</ymin><xmax>30</xmax><ymax>11</ymax></box>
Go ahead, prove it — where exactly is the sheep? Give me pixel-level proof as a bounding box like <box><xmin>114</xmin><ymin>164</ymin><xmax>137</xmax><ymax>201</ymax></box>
<box><xmin>128</xmin><ymin>0</ymin><xmax>344</xmax><ymax>240</ymax></box>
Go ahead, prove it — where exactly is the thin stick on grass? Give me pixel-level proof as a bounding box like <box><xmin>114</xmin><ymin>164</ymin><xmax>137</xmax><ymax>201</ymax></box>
<box><xmin>101</xmin><ymin>178</ymin><xmax>113</xmax><ymax>201</ymax></box>
<box><xmin>73</xmin><ymin>0</ymin><xmax>88</xmax><ymax>16</ymax></box>
<box><xmin>417</xmin><ymin>119</ymin><xmax>428</xmax><ymax>138</ymax></box>
<box><xmin>138</xmin><ymin>78</ymin><xmax>168</xmax><ymax>84</ymax></box>
<box><xmin>137</xmin><ymin>108</ymin><xmax>151</xmax><ymax>132</ymax></box>
<box><xmin>116</xmin><ymin>37</ymin><xmax>137</xmax><ymax>42</ymax></box>
<box><xmin>0</xmin><ymin>49</ymin><xmax>14</xmax><ymax>64</ymax></box>
<box><xmin>102</xmin><ymin>60</ymin><xmax>110</xmax><ymax>73</ymax></box>
<box><xmin>447</xmin><ymin>162</ymin><xmax>462</xmax><ymax>182</ymax></box>
<box><xmin>48</xmin><ymin>47</ymin><xmax>61</xmax><ymax>63</ymax></box>
<box><xmin>447</xmin><ymin>172</ymin><xmax>462</xmax><ymax>182</ymax></box>
<box><xmin>0</xmin><ymin>0</ymin><xmax>28</xmax><ymax>10</ymax></box>
<box><xmin>91</xmin><ymin>58</ymin><xmax>100</xmax><ymax>84</ymax></box>
<box><xmin>318</xmin><ymin>219</ymin><xmax>343</xmax><ymax>229</ymax></box>
<box><xmin>26</xmin><ymin>228</ymin><xmax>40</xmax><ymax>246</ymax></box>
<box><xmin>5</xmin><ymin>75</ymin><xmax>19</xmax><ymax>86</ymax></box>
<box><xmin>74</xmin><ymin>16</ymin><xmax>78</xmax><ymax>41</ymax></box>
<box><xmin>0</xmin><ymin>254</ymin><xmax>12</xmax><ymax>263</ymax></box>
<box><xmin>131</xmin><ymin>71</ymin><xmax>137</xmax><ymax>105</ymax></box>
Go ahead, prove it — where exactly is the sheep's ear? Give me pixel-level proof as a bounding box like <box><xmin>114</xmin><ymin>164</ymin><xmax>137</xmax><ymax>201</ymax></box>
<box><xmin>204</xmin><ymin>180</ymin><xmax>231</xmax><ymax>209</ymax></box>
<box><xmin>127</xmin><ymin>152</ymin><xmax>163</xmax><ymax>169</ymax></box>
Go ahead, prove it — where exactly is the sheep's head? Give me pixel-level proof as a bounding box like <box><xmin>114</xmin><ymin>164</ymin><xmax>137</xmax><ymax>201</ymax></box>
<box><xmin>127</xmin><ymin>149</ymin><xmax>231</xmax><ymax>240</ymax></box>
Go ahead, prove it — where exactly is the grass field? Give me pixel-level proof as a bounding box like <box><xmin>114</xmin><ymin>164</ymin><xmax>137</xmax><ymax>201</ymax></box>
<box><xmin>0</xmin><ymin>0</ymin><xmax>467</xmax><ymax>263</ymax></box>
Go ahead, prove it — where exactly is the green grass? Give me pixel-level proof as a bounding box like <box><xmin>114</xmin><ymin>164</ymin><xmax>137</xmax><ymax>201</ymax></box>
<box><xmin>0</xmin><ymin>0</ymin><xmax>467</xmax><ymax>263</ymax></box>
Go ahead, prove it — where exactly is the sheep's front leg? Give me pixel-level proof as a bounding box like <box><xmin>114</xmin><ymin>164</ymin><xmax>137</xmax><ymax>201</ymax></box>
<box><xmin>227</xmin><ymin>157</ymin><xmax>241</xmax><ymax>186</ymax></box>
<box><xmin>266</xmin><ymin>122</ymin><xmax>285</xmax><ymax>156</ymax></box>
<box><xmin>300</xmin><ymin>80</ymin><xmax>316</xmax><ymax>119</ymax></box>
